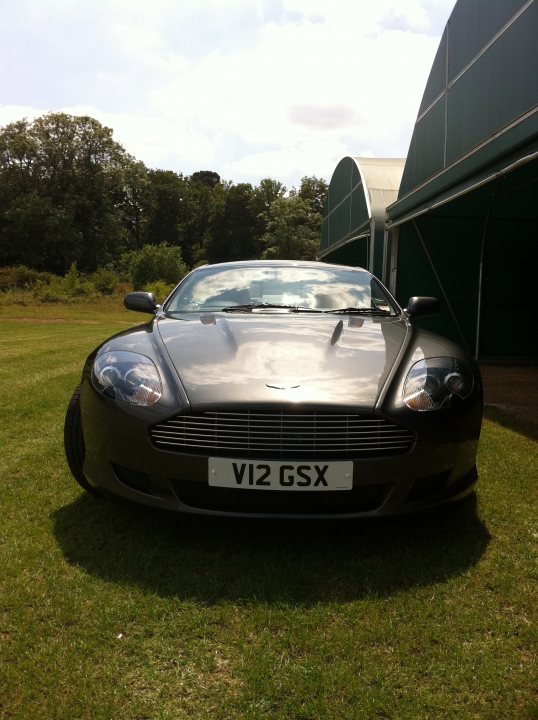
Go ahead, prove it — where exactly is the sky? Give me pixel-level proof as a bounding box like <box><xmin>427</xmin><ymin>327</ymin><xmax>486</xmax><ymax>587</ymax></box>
<box><xmin>0</xmin><ymin>0</ymin><xmax>456</xmax><ymax>189</ymax></box>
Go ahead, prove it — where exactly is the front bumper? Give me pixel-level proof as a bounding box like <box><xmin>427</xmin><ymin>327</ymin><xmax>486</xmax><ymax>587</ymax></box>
<box><xmin>80</xmin><ymin>384</ymin><xmax>481</xmax><ymax>519</ymax></box>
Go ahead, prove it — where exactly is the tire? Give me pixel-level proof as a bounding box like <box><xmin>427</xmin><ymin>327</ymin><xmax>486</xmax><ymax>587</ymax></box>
<box><xmin>64</xmin><ymin>385</ymin><xmax>99</xmax><ymax>495</ymax></box>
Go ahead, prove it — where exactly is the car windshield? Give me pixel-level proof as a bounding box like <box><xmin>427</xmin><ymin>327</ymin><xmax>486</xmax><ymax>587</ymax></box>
<box><xmin>165</xmin><ymin>264</ymin><xmax>400</xmax><ymax>315</ymax></box>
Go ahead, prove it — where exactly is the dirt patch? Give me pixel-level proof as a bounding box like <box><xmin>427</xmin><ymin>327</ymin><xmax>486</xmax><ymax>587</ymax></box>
<box><xmin>3</xmin><ymin>317</ymin><xmax>118</xmax><ymax>325</ymax></box>
<box><xmin>5</xmin><ymin>317</ymin><xmax>70</xmax><ymax>323</ymax></box>
<box><xmin>480</xmin><ymin>364</ymin><xmax>537</xmax><ymax>433</ymax></box>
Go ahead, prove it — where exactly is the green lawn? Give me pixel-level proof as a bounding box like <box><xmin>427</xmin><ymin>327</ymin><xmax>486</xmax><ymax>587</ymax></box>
<box><xmin>1</xmin><ymin>302</ymin><xmax>536</xmax><ymax>720</ymax></box>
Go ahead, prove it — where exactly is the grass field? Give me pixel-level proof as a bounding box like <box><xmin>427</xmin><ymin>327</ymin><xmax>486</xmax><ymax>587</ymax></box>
<box><xmin>1</xmin><ymin>302</ymin><xmax>536</xmax><ymax>720</ymax></box>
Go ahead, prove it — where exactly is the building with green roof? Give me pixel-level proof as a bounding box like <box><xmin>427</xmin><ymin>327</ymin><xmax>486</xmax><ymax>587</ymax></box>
<box><xmin>321</xmin><ymin>0</ymin><xmax>537</xmax><ymax>361</ymax></box>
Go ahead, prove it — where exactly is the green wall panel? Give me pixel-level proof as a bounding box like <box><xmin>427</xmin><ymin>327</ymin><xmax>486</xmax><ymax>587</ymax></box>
<box><xmin>480</xmin><ymin>224</ymin><xmax>538</xmax><ymax>358</ymax></box>
<box><xmin>389</xmin><ymin>0</ymin><xmax>538</xmax><ymax>360</ymax></box>
<box><xmin>394</xmin><ymin>0</ymin><xmax>538</xmax><ymax>209</ymax></box>
<box><xmin>395</xmin><ymin>159</ymin><xmax>538</xmax><ymax>359</ymax></box>
<box><xmin>395</xmin><ymin>223</ymin><xmax>465</xmax><ymax>343</ymax></box>
<box><xmin>323</xmin><ymin>157</ymin><xmax>370</xmax><ymax>252</ymax></box>
<box><xmin>448</xmin><ymin>0</ymin><xmax>528</xmax><ymax>80</ymax></box>
<box><xmin>351</xmin><ymin>161</ymin><xmax>362</xmax><ymax>188</ymax></box>
<box><xmin>415</xmin><ymin>214</ymin><xmax>482</xmax><ymax>350</ymax></box>
<box><xmin>446</xmin><ymin>2</ymin><xmax>538</xmax><ymax>165</ymax></box>
<box><xmin>418</xmin><ymin>31</ymin><xmax>447</xmax><ymax>115</ymax></box>
<box><xmin>324</xmin><ymin>240</ymin><xmax>368</xmax><ymax>269</ymax></box>
<box><xmin>350</xmin><ymin>192</ymin><xmax>368</xmax><ymax>234</ymax></box>
<box><xmin>399</xmin><ymin>98</ymin><xmax>446</xmax><ymax>196</ymax></box>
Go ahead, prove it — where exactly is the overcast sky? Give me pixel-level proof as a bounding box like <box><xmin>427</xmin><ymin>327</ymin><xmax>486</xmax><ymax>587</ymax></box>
<box><xmin>0</xmin><ymin>0</ymin><xmax>455</xmax><ymax>189</ymax></box>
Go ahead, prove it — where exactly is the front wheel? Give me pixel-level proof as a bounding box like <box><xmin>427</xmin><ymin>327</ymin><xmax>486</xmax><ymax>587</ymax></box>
<box><xmin>64</xmin><ymin>385</ymin><xmax>99</xmax><ymax>495</ymax></box>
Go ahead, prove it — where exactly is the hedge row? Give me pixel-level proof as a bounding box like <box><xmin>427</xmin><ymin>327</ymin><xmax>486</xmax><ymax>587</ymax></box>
<box><xmin>0</xmin><ymin>244</ymin><xmax>190</xmax><ymax>304</ymax></box>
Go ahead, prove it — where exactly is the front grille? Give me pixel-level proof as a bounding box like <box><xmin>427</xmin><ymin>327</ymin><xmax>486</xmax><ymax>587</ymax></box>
<box><xmin>150</xmin><ymin>411</ymin><xmax>415</xmax><ymax>459</ymax></box>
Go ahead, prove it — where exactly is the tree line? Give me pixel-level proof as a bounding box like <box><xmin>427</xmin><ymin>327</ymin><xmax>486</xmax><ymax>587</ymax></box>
<box><xmin>0</xmin><ymin>112</ymin><xmax>327</xmax><ymax>277</ymax></box>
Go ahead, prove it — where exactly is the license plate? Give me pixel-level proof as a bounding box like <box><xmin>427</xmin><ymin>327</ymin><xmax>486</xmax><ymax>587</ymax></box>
<box><xmin>208</xmin><ymin>458</ymin><xmax>353</xmax><ymax>491</ymax></box>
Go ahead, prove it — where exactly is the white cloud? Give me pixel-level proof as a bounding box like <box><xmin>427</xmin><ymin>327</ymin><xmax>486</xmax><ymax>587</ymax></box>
<box><xmin>0</xmin><ymin>0</ymin><xmax>456</xmax><ymax>185</ymax></box>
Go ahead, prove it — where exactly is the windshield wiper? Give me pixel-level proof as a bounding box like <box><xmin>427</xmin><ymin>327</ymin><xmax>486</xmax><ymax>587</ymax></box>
<box><xmin>220</xmin><ymin>303</ymin><xmax>322</xmax><ymax>313</ymax></box>
<box><xmin>324</xmin><ymin>307</ymin><xmax>395</xmax><ymax>315</ymax></box>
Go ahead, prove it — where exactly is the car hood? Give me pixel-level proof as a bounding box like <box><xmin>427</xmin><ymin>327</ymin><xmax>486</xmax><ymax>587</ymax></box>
<box><xmin>157</xmin><ymin>313</ymin><xmax>408</xmax><ymax>410</ymax></box>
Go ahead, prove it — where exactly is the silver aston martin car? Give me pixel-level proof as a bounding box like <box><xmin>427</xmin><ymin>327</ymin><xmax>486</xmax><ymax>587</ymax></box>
<box><xmin>64</xmin><ymin>260</ymin><xmax>482</xmax><ymax>518</ymax></box>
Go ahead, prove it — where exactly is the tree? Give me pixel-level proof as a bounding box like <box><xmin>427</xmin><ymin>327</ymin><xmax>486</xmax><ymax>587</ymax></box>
<box><xmin>204</xmin><ymin>182</ymin><xmax>264</xmax><ymax>263</ymax></box>
<box><xmin>0</xmin><ymin>113</ymin><xmax>142</xmax><ymax>273</ymax></box>
<box><xmin>261</xmin><ymin>195</ymin><xmax>322</xmax><ymax>261</ymax></box>
<box><xmin>1</xmin><ymin>193</ymin><xmax>81</xmax><ymax>272</ymax></box>
<box><xmin>120</xmin><ymin>161</ymin><xmax>154</xmax><ymax>251</ymax></box>
<box><xmin>178</xmin><ymin>176</ymin><xmax>216</xmax><ymax>265</ymax></box>
<box><xmin>252</xmin><ymin>178</ymin><xmax>287</xmax><ymax>214</ymax></box>
<box><xmin>293</xmin><ymin>175</ymin><xmax>328</xmax><ymax>216</ymax></box>
<box><xmin>144</xmin><ymin>170</ymin><xmax>186</xmax><ymax>250</ymax></box>
<box><xmin>0</xmin><ymin>111</ymin><xmax>329</xmax><ymax>273</ymax></box>
<box><xmin>190</xmin><ymin>170</ymin><xmax>221</xmax><ymax>189</ymax></box>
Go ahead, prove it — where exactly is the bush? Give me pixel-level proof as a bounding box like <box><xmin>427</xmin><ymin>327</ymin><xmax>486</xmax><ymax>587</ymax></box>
<box><xmin>115</xmin><ymin>281</ymin><xmax>132</xmax><ymax>297</ymax></box>
<box><xmin>29</xmin><ymin>264</ymin><xmax>94</xmax><ymax>302</ymax></box>
<box><xmin>122</xmin><ymin>244</ymin><xmax>189</xmax><ymax>290</ymax></box>
<box><xmin>33</xmin><ymin>281</ymin><xmax>65</xmax><ymax>303</ymax></box>
<box><xmin>63</xmin><ymin>263</ymin><xmax>94</xmax><ymax>297</ymax></box>
<box><xmin>142</xmin><ymin>280</ymin><xmax>176</xmax><ymax>304</ymax></box>
<box><xmin>0</xmin><ymin>263</ymin><xmax>132</xmax><ymax>304</ymax></box>
<box><xmin>0</xmin><ymin>265</ymin><xmax>52</xmax><ymax>291</ymax></box>
<box><xmin>90</xmin><ymin>267</ymin><xmax>120</xmax><ymax>295</ymax></box>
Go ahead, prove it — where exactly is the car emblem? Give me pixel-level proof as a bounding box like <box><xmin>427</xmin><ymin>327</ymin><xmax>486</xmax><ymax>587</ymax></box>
<box><xmin>266</xmin><ymin>384</ymin><xmax>300</xmax><ymax>390</ymax></box>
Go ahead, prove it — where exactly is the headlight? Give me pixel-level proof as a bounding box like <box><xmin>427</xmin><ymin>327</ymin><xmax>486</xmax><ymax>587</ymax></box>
<box><xmin>92</xmin><ymin>351</ymin><xmax>162</xmax><ymax>406</ymax></box>
<box><xmin>403</xmin><ymin>357</ymin><xmax>473</xmax><ymax>411</ymax></box>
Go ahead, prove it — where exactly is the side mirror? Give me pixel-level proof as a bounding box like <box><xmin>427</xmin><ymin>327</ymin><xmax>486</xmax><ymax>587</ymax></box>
<box><xmin>124</xmin><ymin>291</ymin><xmax>158</xmax><ymax>314</ymax></box>
<box><xmin>405</xmin><ymin>296</ymin><xmax>440</xmax><ymax>317</ymax></box>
